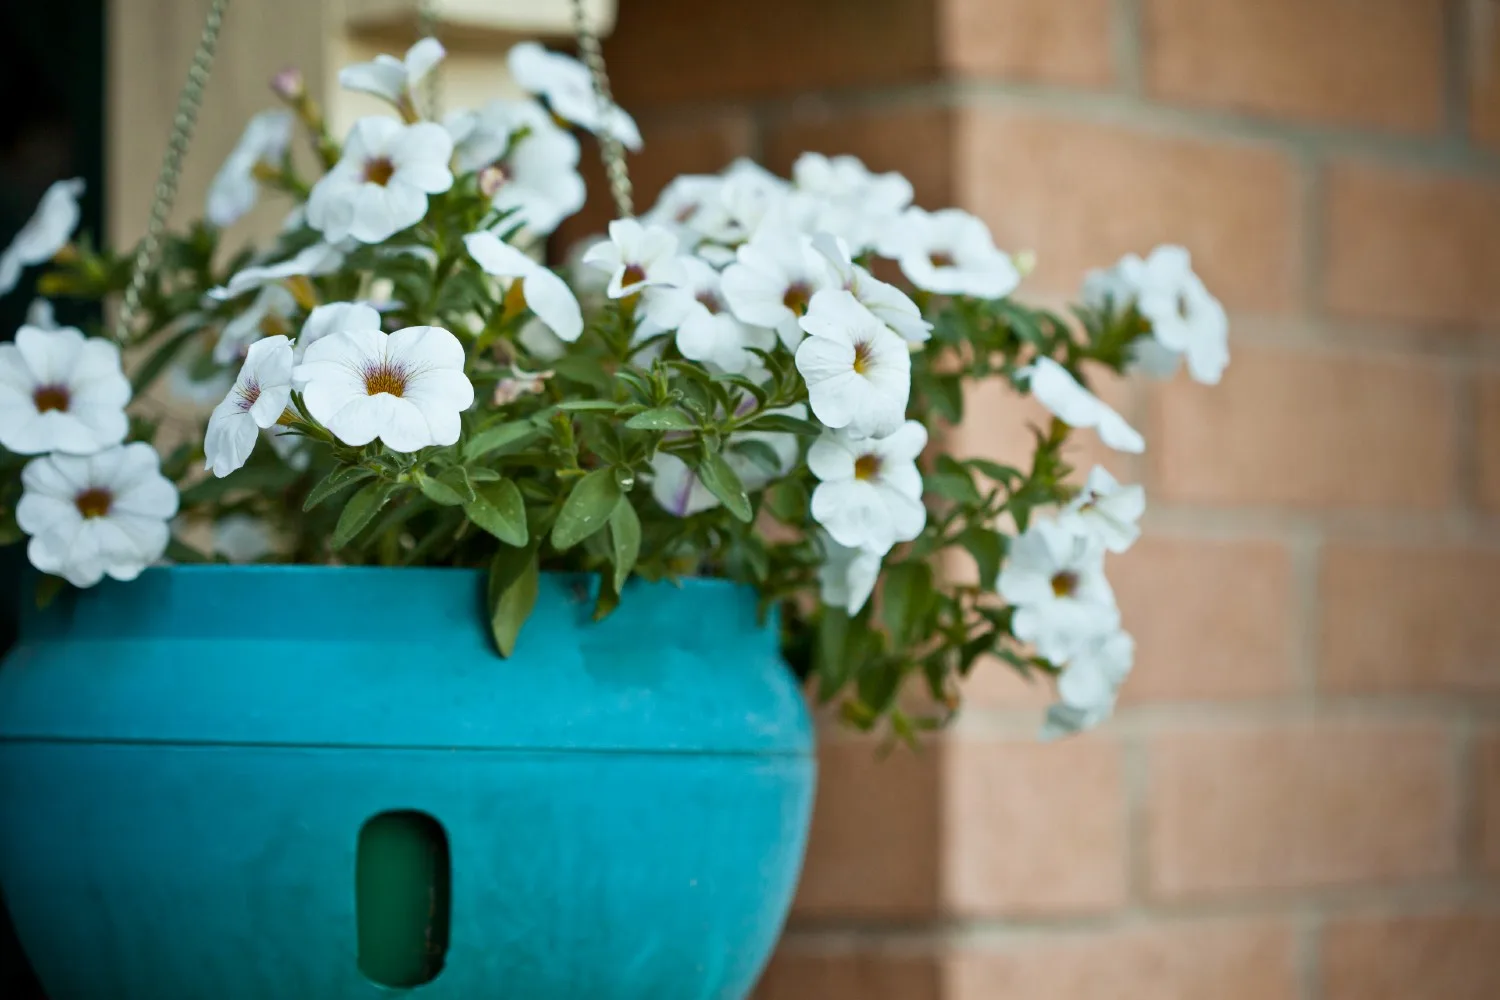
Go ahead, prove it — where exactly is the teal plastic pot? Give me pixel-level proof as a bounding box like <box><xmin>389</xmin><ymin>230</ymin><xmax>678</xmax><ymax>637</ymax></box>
<box><xmin>0</xmin><ymin>566</ymin><xmax>815</xmax><ymax>999</ymax></box>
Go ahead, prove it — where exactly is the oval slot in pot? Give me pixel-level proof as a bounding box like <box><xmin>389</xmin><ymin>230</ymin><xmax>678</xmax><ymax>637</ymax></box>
<box><xmin>356</xmin><ymin>809</ymin><xmax>452</xmax><ymax>988</ymax></box>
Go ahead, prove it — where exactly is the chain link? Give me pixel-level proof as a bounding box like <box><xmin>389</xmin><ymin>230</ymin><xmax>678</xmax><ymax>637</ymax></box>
<box><xmin>113</xmin><ymin>0</ymin><xmax>231</xmax><ymax>344</ymax></box>
<box><xmin>569</xmin><ymin>0</ymin><xmax>633</xmax><ymax>219</ymax></box>
<box><xmin>417</xmin><ymin>0</ymin><xmax>442</xmax><ymax>120</ymax></box>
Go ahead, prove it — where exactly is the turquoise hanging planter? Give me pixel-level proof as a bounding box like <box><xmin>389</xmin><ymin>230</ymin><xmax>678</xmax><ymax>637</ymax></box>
<box><xmin>0</xmin><ymin>565</ymin><xmax>815</xmax><ymax>999</ymax></box>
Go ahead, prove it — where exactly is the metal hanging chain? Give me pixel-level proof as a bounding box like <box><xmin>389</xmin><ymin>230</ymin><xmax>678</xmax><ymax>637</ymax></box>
<box><xmin>569</xmin><ymin>0</ymin><xmax>634</xmax><ymax>219</ymax></box>
<box><xmin>417</xmin><ymin>0</ymin><xmax>442</xmax><ymax>120</ymax></box>
<box><xmin>114</xmin><ymin>0</ymin><xmax>232</xmax><ymax>344</ymax></box>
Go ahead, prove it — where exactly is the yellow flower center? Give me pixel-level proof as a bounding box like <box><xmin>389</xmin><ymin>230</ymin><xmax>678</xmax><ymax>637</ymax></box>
<box><xmin>851</xmin><ymin>340</ymin><xmax>875</xmax><ymax>375</ymax></box>
<box><xmin>364</xmin><ymin>362</ymin><xmax>408</xmax><ymax>397</ymax></box>
<box><xmin>74</xmin><ymin>487</ymin><xmax>113</xmax><ymax>519</ymax></box>
<box><xmin>32</xmin><ymin>384</ymin><xmax>70</xmax><ymax>413</ymax></box>
<box><xmin>1051</xmin><ymin>571</ymin><xmax>1079</xmax><ymax>598</ymax></box>
<box><xmin>854</xmin><ymin>454</ymin><xmax>881</xmax><ymax>481</ymax></box>
<box><xmin>363</xmin><ymin>157</ymin><xmax>396</xmax><ymax>186</ymax></box>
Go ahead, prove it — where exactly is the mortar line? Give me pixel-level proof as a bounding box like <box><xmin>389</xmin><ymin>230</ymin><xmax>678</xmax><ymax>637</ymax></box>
<box><xmin>1294</xmin><ymin>906</ymin><xmax>1323</xmax><ymax>1000</ymax></box>
<box><xmin>1446</xmin><ymin>0</ymin><xmax>1477</xmax><ymax>140</ymax></box>
<box><xmin>1111</xmin><ymin>0</ymin><xmax>1146</xmax><ymax>96</ymax></box>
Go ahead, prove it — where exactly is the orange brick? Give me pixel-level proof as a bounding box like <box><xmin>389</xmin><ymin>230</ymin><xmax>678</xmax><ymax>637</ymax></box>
<box><xmin>1481</xmin><ymin>734</ymin><xmax>1500</xmax><ymax>875</ymax></box>
<box><xmin>947</xmin><ymin>920</ymin><xmax>1298</xmax><ymax>1000</ymax></box>
<box><xmin>959</xmin><ymin>110</ymin><xmax>1300</xmax><ymax>313</ymax></box>
<box><xmin>939</xmin><ymin>0</ymin><xmax>1115</xmax><ymax>87</ymax></box>
<box><xmin>1147</xmin><ymin>722</ymin><xmax>1458</xmax><ymax>899</ymax></box>
<box><xmin>793</xmin><ymin>739</ymin><xmax>941</xmax><ymax>918</ymax></box>
<box><xmin>1143</xmin><ymin>0</ymin><xmax>1445</xmax><ymax>132</ymax></box>
<box><xmin>1322</xmin><ymin>911</ymin><xmax>1500</xmax><ymax>1000</ymax></box>
<box><xmin>763</xmin><ymin>106</ymin><xmax>959</xmax><ymax>212</ymax></box>
<box><xmin>555</xmin><ymin>112</ymin><xmax>754</xmax><ymax>251</ymax></box>
<box><xmin>1113</xmin><ymin>536</ymin><xmax>1295</xmax><ymax>703</ymax></box>
<box><xmin>1148</xmin><ymin>346</ymin><xmax>1455</xmax><ymax>510</ymax></box>
<box><xmin>1471</xmin><ymin>11</ymin><xmax>1500</xmax><ymax>150</ymax></box>
<box><xmin>1479</xmin><ymin>371</ymin><xmax>1500</xmax><ymax>513</ymax></box>
<box><xmin>1320</xmin><ymin>544</ymin><xmax>1500</xmax><ymax>695</ymax></box>
<box><xmin>1322</xmin><ymin>161</ymin><xmax>1500</xmax><ymax>329</ymax></box>
<box><xmin>754</xmin><ymin>943</ymin><xmax>942</xmax><ymax>1000</ymax></box>
<box><xmin>943</xmin><ymin>736</ymin><xmax>1127</xmax><ymax>915</ymax></box>
<box><xmin>604</xmin><ymin>0</ymin><xmax>940</xmax><ymax>104</ymax></box>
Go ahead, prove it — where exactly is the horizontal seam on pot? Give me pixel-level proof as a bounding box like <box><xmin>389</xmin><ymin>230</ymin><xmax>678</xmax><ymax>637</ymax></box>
<box><xmin>0</xmin><ymin>736</ymin><xmax>816</xmax><ymax>758</ymax></box>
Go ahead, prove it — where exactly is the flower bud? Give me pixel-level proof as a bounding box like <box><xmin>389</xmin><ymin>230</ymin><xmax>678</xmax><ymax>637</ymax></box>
<box><xmin>1013</xmin><ymin>249</ymin><xmax>1038</xmax><ymax>278</ymax></box>
<box><xmin>270</xmin><ymin>67</ymin><xmax>305</xmax><ymax>103</ymax></box>
<box><xmin>477</xmin><ymin>165</ymin><xmax>507</xmax><ymax>199</ymax></box>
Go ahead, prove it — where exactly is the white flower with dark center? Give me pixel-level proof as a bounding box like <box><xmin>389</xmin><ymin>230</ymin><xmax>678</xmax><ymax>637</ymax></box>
<box><xmin>205</xmin><ymin>110</ymin><xmax>295</xmax><ymax>227</ymax></box>
<box><xmin>0</xmin><ymin>325</ymin><xmax>129</xmax><ymax>456</ymax></box>
<box><xmin>818</xmin><ymin>534</ymin><xmax>883</xmax><ymax>616</ymax></box>
<box><xmin>507</xmin><ymin>41</ymin><xmax>643</xmax><ymax>151</ymax></box>
<box><xmin>650</xmin><ymin>403</ymin><xmax>806</xmax><ymax>517</ymax></box>
<box><xmin>881</xmin><ymin>207</ymin><xmax>1020</xmax><ymax>299</ymax></box>
<box><xmin>306</xmin><ymin>117</ymin><xmax>454</xmax><ymax>244</ymax></box>
<box><xmin>582</xmin><ymin>218</ymin><xmax>684</xmax><ymax>298</ymax></box>
<box><xmin>212</xmin><ymin>514</ymin><xmax>276</xmax><ymax>564</ymax></box>
<box><xmin>641</xmin><ymin>256</ymin><xmax>773</xmax><ymax>373</ymax></box>
<box><xmin>1130</xmin><ymin>245</ymin><xmax>1229</xmax><ymax>386</ymax></box>
<box><xmin>813</xmin><ymin>232</ymin><xmax>930</xmax><ymax>343</ymax></box>
<box><xmin>719</xmin><ymin>159</ymin><xmax>801</xmax><ymax>237</ymax></box>
<box><xmin>0</xmin><ymin>177</ymin><xmax>84</xmax><ymax>295</ymax></box>
<box><xmin>794</xmin><ymin>153</ymin><xmax>913</xmax><ymax>253</ymax></box>
<box><xmin>1042</xmin><ymin>630</ymin><xmax>1135</xmax><ymax>740</ymax></box>
<box><xmin>464</xmin><ymin>231</ymin><xmax>583</xmax><ymax>342</ymax></box>
<box><xmin>808</xmin><ymin>420</ymin><xmax>927</xmax><ymax>554</ymax></box>
<box><xmin>721</xmin><ymin>222</ymin><xmax>834</xmax><ymax>348</ymax></box>
<box><xmin>294</xmin><ymin>300</ymin><xmax>383</xmax><ymax>363</ymax></box>
<box><xmin>339</xmin><ymin>38</ymin><xmax>445</xmax><ymax>111</ymax></box>
<box><xmin>998</xmin><ymin>518</ymin><xmax>1119</xmax><ymax>664</ymax></box>
<box><xmin>795</xmin><ymin>289</ymin><xmax>911</xmax><ymax>439</ymax></box>
<box><xmin>215</xmin><ymin>283</ymin><xmax>298</xmax><ymax>364</ymax></box>
<box><xmin>209</xmin><ymin>241</ymin><xmax>347</xmax><ymax>301</ymax></box>
<box><xmin>293</xmin><ymin>323</ymin><xmax>473</xmax><ymax>452</ymax></box>
<box><xmin>1060</xmin><ymin>466</ymin><xmax>1145</xmax><ymax>554</ymax></box>
<box><xmin>17</xmin><ymin>442</ymin><xmax>179</xmax><ymax>588</ymax></box>
<box><xmin>643</xmin><ymin>174</ymin><xmax>739</xmax><ymax>248</ymax></box>
<box><xmin>1024</xmin><ymin>357</ymin><xmax>1144</xmax><ymax>454</ymax></box>
<box><xmin>447</xmin><ymin>100</ymin><xmax>585</xmax><ymax>235</ymax></box>
<box><xmin>204</xmin><ymin>335</ymin><xmax>294</xmax><ymax>478</ymax></box>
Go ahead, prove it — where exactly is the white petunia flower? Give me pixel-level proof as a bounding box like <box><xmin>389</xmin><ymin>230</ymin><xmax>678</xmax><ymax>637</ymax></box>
<box><xmin>204</xmin><ymin>335</ymin><xmax>295</xmax><ymax>478</ymax></box>
<box><xmin>339</xmin><ymin>38</ymin><xmax>446</xmax><ymax>110</ymax></box>
<box><xmin>581</xmin><ymin>218</ymin><xmax>684</xmax><ymax>298</ymax></box>
<box><xmin>881</xmin><ymin>206</ymin><xmax>1020</xmax><ymax>299</ymax></box>
<box><xmin>447</xmin><ymin>100</ymin><xmax>586</xmax><ymax>236</ymax></box>
<box><xmin>1060</xmin><ymin>466</ymin><xmax>1145</xmax><ymax>554</ymax></box>
<box><xmin>464</xmin><ymin>231</ymin><xmax>583</xmax><ymax>342</ymax></box>
<box><xmin>209</xmin><ymin>241</ymin><xmax>347</xmax><ymax>301</ymax></box>
<box><xmin>650</xmin><ymin>403</ymin><xmax>806</xmax><ymax>517</ymax></box>
<box><xmin>507</xmin><ymin>41</ymin><xmax>643</xmax><ymax>151</ymax></box>
<box><xmin>294</xmin><ymin>300</ymin><xmax>383</xmax><ymax>363</ymax></box>
<box><xmin>17</xmin><ymin>443</ymin><xmax>179</xmax><ymax>588</ymax></box>
<box><xmin>205</xmin><ymin>110</ymin><xmax>295</xmax><ymax>227</ymax></box>
<box><xmin>212</xmin><ymin>514</ymin><xmax>276</xmax><ymax>564</ymax></box>
<box><xmin>795</xmin><ymin>289</ymin><xmax>911</xmax><ymax>439</ymax></box>
<box><xmin>721</xmin><ymin>222</ymin><xmax>834</xmax><ymax>348</ymax></box>
<box><xmin>813</xmin><ymin>232</ymin><xmax>930</xmax><ymax>343</ymax></box>
<box><xmin>1130</xmin><ymin>245</ymin><xmax>1229</xmax><ymax>386</ymax></box>
<box><xmin>808</xmin><ymin>420</ymin><xmax>927</xmax><ymax>554</ymax></box>
<box><xmin>1023</xmin><ymin>357</ymin><xmax>1144</xmax><ymax>454</ymax></box>
<box><xmin>793</xmin><ymin>153</ymin><xmax>912</xmax><ymax>254</ymax></box>
<box><xmin>1042</xmin><ymin>630</ymin><xmax>1135</xmax><ymax>740</ymax></box>
<box><xmin>818</xmin><ymin>534</ymin><xmax>883</xmax><ymax>616</ymax></box>
<box><xmin>998</xmin><ymin>518</ymin><xmax>1119</xmax><ymax>664</ymax></box>
<box><xmin>640</xmin><ymin>256</ymin><xmax>774</xmax><ymax>373</ymax></box>
<box><xmin>306</xmin><ymin>117</ymin><xmax>454</xmax><ymax>244</ymax></box>
<box><xmin>0</xmin><ymin>325</ymin><xmax>129</xmax><ymax>456</ymax></box>
<box><xmin>215</xmin><ymin>283</ymin><xmax>298</xmax><ymax>364</ymax></box>
<box><xmin>1081</xmin><ymin>255</ymin><xmax>1140</xmax><ymax>313</ymax></box>
<box><xmin>719</xmin><ymin>159</ymin><xmax>803</xmax><ymax>238</ymax></box>
<box><xmin>0</xmin><ymin>178</ymin><xmax>84</xmax><ymax>296</ymax></box>
<box><xmin>642</xmin><ymin>174</ymin><xmax>740</xmax><ymax>248</ymax></box>
<box><xmin>25</xmin><ymin>298</ymin><xmax>59</xmax><ymax>330</ymax></box>
<box><xmin>293</xmin><ymin>323</ymin><xmax>474</xmax><ymax>452</ymax></box>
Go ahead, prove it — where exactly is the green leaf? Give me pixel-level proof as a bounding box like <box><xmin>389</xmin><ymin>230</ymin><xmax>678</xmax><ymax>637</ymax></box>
<box><xmin>608</xmin><ymin>497</ymin><xmax>641</xmax><ymax>593</ymax></box>
<box><xmin>416</xmin><ymin>469</ymin><xmax>468</xmax><ymax>507</ymax></box>
<box><xmin>463</xmin><ymin>420</ymin><xmax>540</xmax><ymax>461</ymax></box>
<box><xmin>730</xmin><ymin>438</ymin><xmax>785</xmax><ymax>476</ymax></box>
<box><xmin>763</xmin><ymin>478</ymin><xmax>809</xmax><ymax>523</ymax></box>
<box><xmin>923</xmin><ymin>373</ymin><xmax>964</xmax><ymax>424</ymax></box>
<box><xmin>881</xmin><ymin>561</ymin><xmax>935</xmax><ymax>647</ymax></box>
<box><xmin>34</xmin><ymin>574</ymin><xmax>66</xmax><ymax>609</ymax></box>
<box><xmin>555</xmin><ymin>399</ymin><xmax>621</xmax><ymax>412</ymax></box>
<box><xmin>487</xmin><ymin>544</ymin><xmax>539</xmax><ymax>658</ymax></box>
<box><xmin>466</xmin><ymin>467</ymin><xmax>502</xmax><ymax>482</ymax></box>
<box><xmin>303</xmin><ymin>466</ymin><xmax>376</xmax><ymax>512</ymax></box>
<box><xmin>814</xmin><ymin>608</ymin><xmax>851</xmax><ymax>701</ymax></box>
<box><xmin>924</xmin><ymin>471</ymin><xmax>983</xmax><ymax>506</ymax></box>
<box><xmin>959</xmin><ymin>527</ymin><xmax>1005</xmax><ymax>585</ymax></box>
<box><xmin>742</xmin><ymin>413</ymin><xmax>822</xmax><ymax>436</ymax></box>
<box><xmin>593</xmin><ymin>576</ymin><xmax>622</xmax><ymax>622</ymax></box>
<box><xmin>695</xmin><ymin>451</ymin><xmax>752</xmax><ymax>522</ymax></box>
<box><xmin>967</xmin><ymin>458</ymin><xmax>1022</xmax><ymax>484</ymax></box>
<box><xmin>624</xmin><ymin>407</ymin><xmax>697</xmax><ymax>431</ymax></box>
<box><xmin>333</xmin><ymin>481</ymin><xmax>396</xmax><ymax>548</ymax></box>
<box><xmin>466</xmin><ymin>479</ymin><xmax>528</xmax><ymax>546</ymax></box>
<box><xmin>551</xmin><ymin>468</ymin><xmax>624</xmax><ymax>550</ymax></box>
<box><xmin>437</xmin><ymin>466</ymin><xmax>477</xmax><ymax>502</ymax></box>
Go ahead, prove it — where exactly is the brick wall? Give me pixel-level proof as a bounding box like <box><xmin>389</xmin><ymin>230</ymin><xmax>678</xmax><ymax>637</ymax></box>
<box><xmin>586</xmin><ymin>1</ymin><xmax>1500</xmax><ymax>996</ymax></box>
